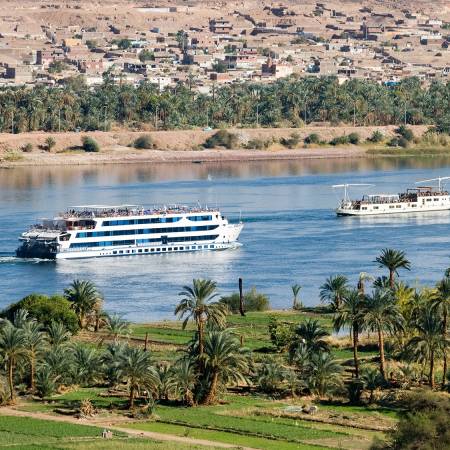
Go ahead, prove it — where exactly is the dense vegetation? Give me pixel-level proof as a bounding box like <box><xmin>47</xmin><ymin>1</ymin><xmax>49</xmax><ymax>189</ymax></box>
<box><xmin>0</xmin><ymin>249</ymin><xmax>449</xmax><ymax>449</ymax></box>
<box><xmin>0</xmin><ymin>75</ymin><xmax>449</xmax><ymax>133</ymax></box>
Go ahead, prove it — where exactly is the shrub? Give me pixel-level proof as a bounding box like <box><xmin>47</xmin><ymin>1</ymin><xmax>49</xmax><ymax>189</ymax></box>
<box><xmin>133</xmin><ymin>134</ymin><xmax>153</xmax><ymax>149</ymax></box>
<box><xmin>82</xmin><ymin>136</ymin><xmax>100</xmax><ymax>152</ymax></box>
<box><xmin>304</xmin><ymin>133</ymin><xmax>320</xmax><ymax>145</ymax></box>
<box><xmin>245</xmin><ymin>138</ymin><xmax>271</xmax><ymax>150</ymax></box>
<box><xmin>1</xmin><ymin>293</ymin><xmax>79</xmax><ymax>333</ymax></box>
<box><xmin>280</xmin><ymin>132</ymin><xmax>301</xmax><ymax>149</ymax></box>
<box><xmin>220</xmin><ymin>287</ymin><xmax>270</xmax><ymax>313</ymax></box>
<box><xmin>368</xmin><ymin>130</ymin><xmax>384</xmax><ymax>143</ymax></box>
<box><xmin>268</xmin><ymin>318</ymin><xmax>293</xmax><ymax>352</ymax></box>
<box><xmin>329</xmin><ymin>135</ymin><xmax>350</xmax><ymax>146</ymax></box>
<box><xmin>395</xmin><ymin>125</ymin><xmax>414</xmax><ymax>142</ymax></box>
<box><xmin>22</xmin><ymin>143</ymin><xmax>33</xmax><ymax>153</ymax></box>
<box><xmin>45</xmin><ymin>137</ymin><xmax>56</xmax><ymax>152</ymax></box>
<box><xmin>398</xmin><ymin>136</ymin><xmax>409</xmax><ymax>148</ymax></box>
<box><xmin>387</xmin><ymin>137</ymin><xmax>399</xmax><ymax>147</ymax></box>
<box><xmin>348</xmin><ymin>132</ymin><xmax>360</xmax><ymax>145</ymax></box>
<box><xmin>204</xmin><ymin>130</ymin><xmax>238</xmax><ymax>149</ymax></box>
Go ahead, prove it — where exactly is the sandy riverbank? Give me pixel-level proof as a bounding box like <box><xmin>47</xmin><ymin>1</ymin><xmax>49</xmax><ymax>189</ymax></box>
<box><xmin>0</xmin><ymin>125</ymin><xmax>429</xmax><ymax>167</ymax></box>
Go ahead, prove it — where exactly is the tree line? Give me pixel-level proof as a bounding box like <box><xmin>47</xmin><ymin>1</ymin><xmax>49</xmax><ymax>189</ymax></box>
<box><xmin>0</xmin><ymin>75</ymin><xmax>449</xmax><ymax>133</ymax></box>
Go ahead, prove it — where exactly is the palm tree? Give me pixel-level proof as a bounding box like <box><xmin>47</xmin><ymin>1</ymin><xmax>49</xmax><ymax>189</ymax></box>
<box><xmin>291</xmin><ymin>284</ymin><xmax>302</xmax><ymax>310</ymax></box>
<box><xmin>101</xmin><ymin>341</ymin><xmax>126</xmax><ymax>388</ymax></box>
<box><xmin>375</xmin><ymin>248</ymin><xmax>411</xmax><ymax>289</ymax></box>
<box><xmin>333</xmin><ymin>289</ymin><xmax>364</xmax><ymax>378</ymax></box>
<box><xmin>307</xmin><ymin>352</ymin><xmax>343</xmax><ymax>398</ymax></box>
<box><xmin>357</xmin><ymin>272</ymin><xmax>373</xmax><ymax>296</ymax></box>
<box><xmin>70</xmin><ymin>343</ymin><xmax>100</xmax><ymax>386</ymax></box>
<box><xmin>201</xmin><ymin>330</ymin><xmax>249</xmax><ymax>405</ymax></box>
<box><xmin>105</xmin><ymin>314</ymin><xmax>131</xmax><ymax>341</ymax></box>
<box><xmin>175</xmin><ymin>279</ymin><xmax>227</xmax><ymax>357</ymax></box>
<box><xmin>119</xmin><ymin>345</ymin><xmax>158</xmax><ymax>409</ymax></box>
<box><xmin>362</xmin><ymin>289</ymin><xmax>404</xmax><ymax>380</ymax></box>
<box><xmin>289</xmin><ymin>319</ymin><xmax>329</xmax><ymax>359</ymax></box>
<box><xmin>47</xmin><ymin>322</ymin><xmax>71</xmax><ymax>349</ymax></box>
<box><xmin>320</xmin><ymin>275</ymin><xmax>349</xmax><ymax>310</ymax></box>
<box><xmin>257</xmin><ymin>358</ymin><xmax>286</xmax><ymax>394</ymax></box>
<box><xmin>0</xmin><ymin>322</ymin><xmax>27</xmax><ymax>401</ymax></box>
<box><xmin>432</xmin><ymin>276</ymin><xmax>450</xmax><ymax>387</ymax></box>
<box><xmin>407</xmin><ymin>309</ymin><xmax>446</xmax><ymax>388</ymax></box>
<box><xmin>64</xmin><ymin>280</ymin><xmax>103</xmax><ymax>329</ymax></box>
<box><xmin>155</xmin><ymin>362</ymin><xmax>176</xmax><ymax>401</ymax></box>
<box><xmin>360</xmin><ymin>366</ymin><xmax>383</xmax><ymax>403</ymax></box>
<box><xmin>172</xmin><ymin>358</ymin><xmax>196</xmax><ymax>406</ymax></box>
<box><xmin>22</xmin><ymin>319</ymin><xmax>47</xmax><ymax>391</ymax></box>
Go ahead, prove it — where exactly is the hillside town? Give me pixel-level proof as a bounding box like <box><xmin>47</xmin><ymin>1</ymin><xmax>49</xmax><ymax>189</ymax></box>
<box><xmin>0</xmin><ymin>0</ymin><xmax>449</xmax><ymax>91</ymax></box>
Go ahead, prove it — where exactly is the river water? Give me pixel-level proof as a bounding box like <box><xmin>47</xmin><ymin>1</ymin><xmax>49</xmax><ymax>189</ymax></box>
<box><xmin>1</xmin><ymin>157</ymin><xmax>450</xmax><ymax>322</ymax></box>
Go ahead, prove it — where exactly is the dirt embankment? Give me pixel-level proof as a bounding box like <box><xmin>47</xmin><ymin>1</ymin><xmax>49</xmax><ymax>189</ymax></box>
<box><xmin>0</xmin><ymin>125</ymin><xmax>430</xmax><ymax>167</ymax></box>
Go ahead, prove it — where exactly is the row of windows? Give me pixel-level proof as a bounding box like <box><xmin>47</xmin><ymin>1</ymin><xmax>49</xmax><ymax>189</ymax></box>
<box><xmin>111</xmin><ymin>244</ymin><xmax>215</xmax><ymax>255</ymax></box>
<box><xmin>76</xmin><ymin>225</ymin><xmax>219</xmax><ymax>238</ymax></box>
<box><xmin>70</xmin><ymin>240</ymin><xmax>135</xmax><ymax>249</ymax></box>
<box><xmin>102</xmin><ymin>215</ymin><xmax>212</xmax><ymax>226</ymax></box>
<box><xmin>69</xmin><ymin>234</ymin><xmax>219</xmax><ymax>249</ymax></box>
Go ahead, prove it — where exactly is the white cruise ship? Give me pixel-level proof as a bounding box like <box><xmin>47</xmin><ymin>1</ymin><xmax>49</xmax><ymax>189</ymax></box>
<box><xmin>334</xmin><ymin>177</ymin><xmax>450</xmax><ymax>216</ymax></box>
<box><xmin>16</xmin><ymin>205</ymin><xmax>243</xmax><ymax>259</ymax></box>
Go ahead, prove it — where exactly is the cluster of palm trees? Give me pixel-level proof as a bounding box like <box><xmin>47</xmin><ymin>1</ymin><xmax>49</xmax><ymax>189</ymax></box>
<box><xmin>321</xmin><ymin>248</ymin><xmax>449</xmax><ymax>389</ymax></box>
<box><xmin>0</xmin><ymin>75</ymin><xmax>448</xmax><ymax>133</ymax></box>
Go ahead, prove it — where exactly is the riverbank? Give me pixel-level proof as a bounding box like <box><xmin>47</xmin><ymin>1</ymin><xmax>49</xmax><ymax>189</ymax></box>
<box><xmin>0</xmin><ymin>125</ymin><xmax>430</xmax><ymax>167</ymax></box>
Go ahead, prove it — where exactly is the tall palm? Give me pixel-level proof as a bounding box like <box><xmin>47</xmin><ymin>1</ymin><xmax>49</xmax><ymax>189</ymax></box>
<box><xmin>175</xmin><ymin>279</ymin><xmax>227</xmax><ymax>357</ymax></box>
<box><xmin>201</xmin><ymin>330</ymin><xmax>250</xmax><ymax>405</ymax></box>
<box><xmin>320</xmin><ymin>275</ymin><xmax>349</xmax><ymax>310</ymax></box>
<box><xmin>432</xmin><ymin>276</ymin><xmax>450</xmax><ymax>387</ymax></box>
<box><xmin>362</xmin><ymin>289</ymin><xmax>404</xmax><ymax>380</ymax></box>
<box><xmin>375</xmin><ymin>248</ymin><xmax>411</xmax><ymax>289</ymax></box>
<box><xmin>307</xmin><ymin>352</ymin><xmax>343</xmax><ymax>398</ymax></box>
<box><xmin>0</xmin><ymin>323</ymin><xmax>27</xmax><ymax>401</ymax></box>
<box><xmin>105</xmin><ymin>314</ymin><xmax>131</xmax><ymax>342</ymax></box>
<box><xmin>64</xmin><ymin>280</ymin><xmax>103</xmax><ymax>329</ymax></box>
<box><xmin>22</xmin><ymin>319</ymin><xmax>47</xmax><ymax>391</ymax></box>
<box><xmin>333</xmin><ymin>289</ymin><xmax>364</xmax><ymax>378</ymax></box>
<box><xmin>407</xmin><ymin>308</ymin><xmax>446</xmax><ymax>388</ymax></box>
<box><xmin>119</xmin><ymin>346</ymin><xmax>158</xmax><ymax>408</ymax></box>
<box><xmin>291</xmin><ymin>284</ymin><xmax>302</xmax><ymax>310</ymax></box>
<box><xmin>289</xmin><ymin>319</ymin><xmax>329</xmax><ymax>359</ymax></box>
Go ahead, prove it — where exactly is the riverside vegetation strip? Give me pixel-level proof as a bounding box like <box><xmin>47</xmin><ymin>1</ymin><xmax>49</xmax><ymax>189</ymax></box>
<box><xmin>0</xmin><ymin>248</ymin><xmax>450</xmax><ymax>450</ymax></box>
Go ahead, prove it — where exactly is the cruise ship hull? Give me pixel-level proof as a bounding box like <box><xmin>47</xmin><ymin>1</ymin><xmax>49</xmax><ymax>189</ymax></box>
<box><xmin>337</xmin><ymin>203</ymin><xmax>450</xmax><ymax>216</ymax></box>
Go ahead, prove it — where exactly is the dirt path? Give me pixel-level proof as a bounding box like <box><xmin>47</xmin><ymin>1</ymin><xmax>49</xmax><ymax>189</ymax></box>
<box><xmin>0</xmin><ymin>406</ymin><xmax>257</xmax><ymax>450</ymax></box>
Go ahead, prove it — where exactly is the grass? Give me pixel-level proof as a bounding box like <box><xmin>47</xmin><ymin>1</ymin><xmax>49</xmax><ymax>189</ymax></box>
<box><xmin>367</xmin><ymin>146</ymin><xmax>450</xmax><ymax>156</ymax></box>
<box><xmin>124</xmin><ymin>394</ymin><xmax>380</xmax><ymax>450</ymax></box>
<box><xmin>0</xmin><ymin>416</ymin><xmax>222</xmax><ymax>449</ymax></box>
<box><xmin>18</xmin><ymin>387</ymin><xmax>128</xmax><ymax>413</ymax></box>
<box><xmin>130</xmin><ymin>310</ymin><xmax>335</xmax><ymax>352</ymax></box>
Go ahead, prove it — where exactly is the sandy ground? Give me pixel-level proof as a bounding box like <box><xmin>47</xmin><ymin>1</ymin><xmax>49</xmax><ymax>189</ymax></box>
<box><xmin>0</xmin><ymin>125</ymin><xmax>429</xmax><ymax>168</ymax></box>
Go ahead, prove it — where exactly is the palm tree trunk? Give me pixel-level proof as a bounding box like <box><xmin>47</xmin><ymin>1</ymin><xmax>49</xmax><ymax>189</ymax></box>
<box><xmin>8</xmin><ymin>358</ymin><xmax>14</xmax><ymax>401</ymax></box>
<box><xmin>377</xmin><ymin>328</ymin><xmax>386</xmax><ymax>380</ymax></box>
<box><xmin>353</xmin><ymin>323</ymin><xmax>360</xmax><ymax>378</ymax></box>
<box><xmin>429</xmin><ymin>349</ymin><xmax>435</xmax><ymax>388</ymax></box>
<box><xmin>442</xmin><ymin>311</ymin><xmax>447</xmax><ymax>388</ymax></box>
<box><xmin>389</xmin><ymin>270</ymin><xmax>394</xmax><ymax>289</ymax></box>
<box><xmin>198</xmin><ymin>322</ymin><xmax>204</xmax><ymax>357</ymax></box>
<box><xmin>202</xmin><ymin>371</ymin><xmax>219</xmax><ymax>405</ymax></box>
<box><xmin>129</xmin><ymin>385</ymin><xmax>135</xmax><ymax>409</ymax></box>
<box><xmin>30</xmin><ymin>353</ymin><xmax>35</xmax><ymax>391</ymax></box>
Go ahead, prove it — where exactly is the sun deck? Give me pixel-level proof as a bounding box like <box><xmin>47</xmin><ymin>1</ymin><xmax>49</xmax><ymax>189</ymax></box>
<box><xmin>59</xmin><ymin>204</ymin><xmax>219</xmax><ymax>220</ymax></box>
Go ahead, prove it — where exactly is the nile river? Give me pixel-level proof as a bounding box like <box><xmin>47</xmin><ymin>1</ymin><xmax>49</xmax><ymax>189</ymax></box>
<box><xmin>1</xmin><ymin>157</ymin><xmax>450</xmax><ymax>321</ymax></box>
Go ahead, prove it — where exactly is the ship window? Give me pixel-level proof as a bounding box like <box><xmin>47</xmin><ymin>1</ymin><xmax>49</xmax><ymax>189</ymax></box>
<box><xmin>162</xmin><ymin>248</ymin><xmax>166</xmax><ymax>252</ymax></box>
<box><xmin>188</xmin><ymin>215</ymin><xmax>213</xmax><ymax>222</ymax></box>
<box><xmin>156</xmin><ymin>248</ymin><xmax>161</xmax><ymax>252</ymax></box>
<box><xmin>373</xmin><ymin>206</ymin><xmax>379</xmax><ymax>209</ymax></box>
<box><xmin>119</xmin><ymin>250</ymin><xmax>123</xmax><ymax>254</ymax></box>
<box><xmin>427</xmin><ymin>199</ymin><xmax>431</xmax><ymax>202</ymax></box>
<box><xmin>412</xmin><ymin>204</ymin><xmax>416</xmax><ymax>207</ymax></box>
<box><xmin>180</xmin><ymin>247</ymin><xmax>184</xmax><ymax>250</ymax></box>
<box><xmin>434</xmin><ymin>198</ymin><xmax>439</xmax><ymax>201</ymax></box>
<box><xmin>113</xmin><ymin>251</ymin><xmax>117</xmax><ymax>254</ymax></box>
<box><xmin>389</xmin><ymin>205</ymin><xmax>394</xmax><ymax>209</ymax></box>
<box><xmin>174</xmin><ymin>247</ymin><xmax>178</xmax><ymax>250</ymax></box>
<box><xmin>396</xmin><ymin>205</ymin><xmax>401</xmax><ymax>208</ymax></box>
<box><xmin>210</xmin><ymin>245</ymin><xmax>214</xmax><ymax>248</ymax></box>
<box><xmin>362</xmin><ymin>207</ymin><xmax>367</xmax><ymax>210</ymax></box>
<box><xmin>138</xmin><ymin>249</ymin><xmax>142</xmax><ymax>253</ymax></box>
